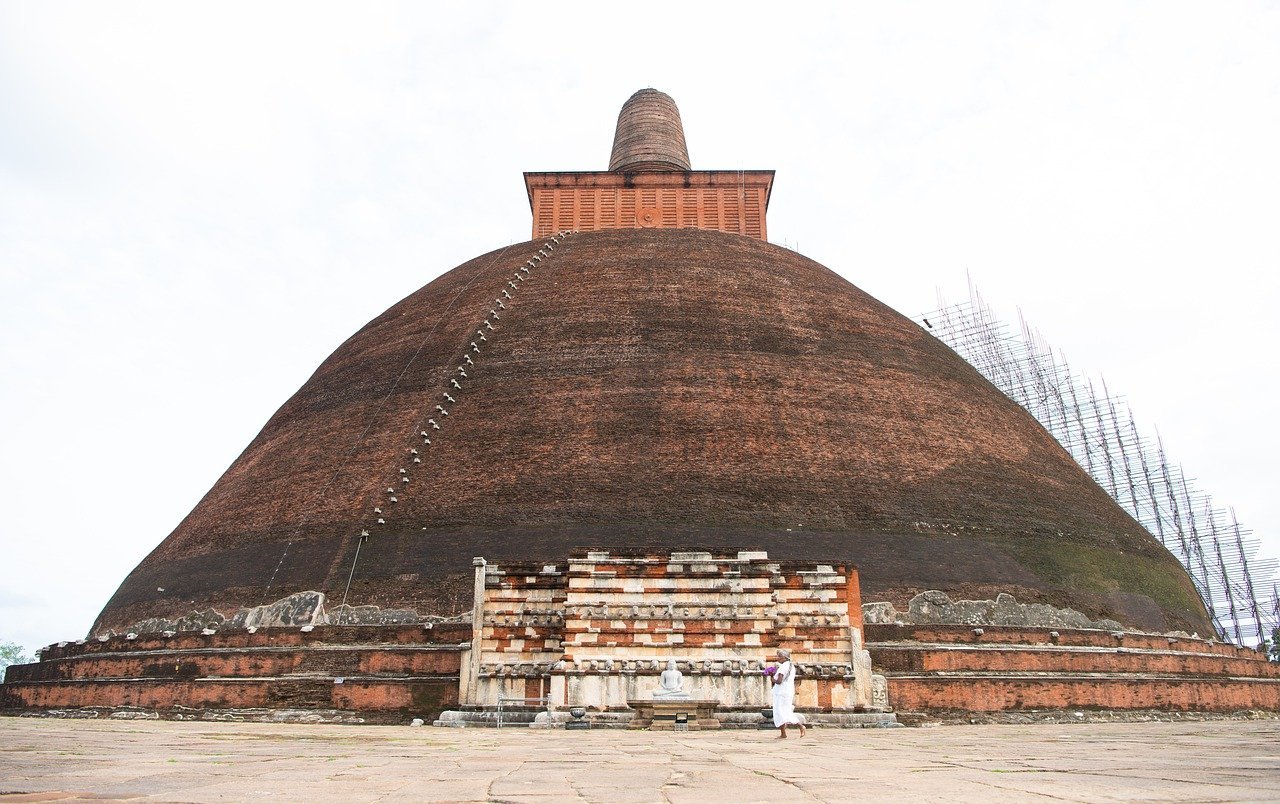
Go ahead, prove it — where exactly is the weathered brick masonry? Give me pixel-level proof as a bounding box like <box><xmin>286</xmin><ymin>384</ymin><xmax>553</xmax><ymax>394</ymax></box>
<box><xmin>866</xmin><ymin>624</ymin><xmax>1280</xmax><ymax>713</ymax></box>
<box><xmin>1</xmin><ymin>625</ymin><xmax>468</xmax><ymax>723</ymax></box>
<box><xmin>86</xmin><ymin>87</ymin><xmax>1214</xmax><ymax>641</ymax></box>
<box><xmin>88</xmin><ymin>226</ymin><xmax>1212</xmax><ymax>639</ymax></box>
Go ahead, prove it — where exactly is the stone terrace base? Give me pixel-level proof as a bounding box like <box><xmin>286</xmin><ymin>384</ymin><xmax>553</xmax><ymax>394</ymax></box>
<box><xmin>866</xmin><ymin>623</ymin><xmax>1280</xmax><ymax>714</ymax></box>
<box><xmin>627</xmin><ymin>699</ymin><xmax>721</xmax><ymax>730</ymax></box>
<box><xmin>0</xmin><ymin>624</ymin><xmax>469</xmax><ymax>724</ymax></box>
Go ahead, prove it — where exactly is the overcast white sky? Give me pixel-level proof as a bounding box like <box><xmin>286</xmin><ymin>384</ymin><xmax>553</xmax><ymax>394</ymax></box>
<box><xmin>2</xmin><ymin>1</ymin><xmax>1277</xmax><ymax>654</ymax></box>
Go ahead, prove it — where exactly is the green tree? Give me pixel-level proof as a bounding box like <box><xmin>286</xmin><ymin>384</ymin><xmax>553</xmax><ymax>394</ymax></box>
<box><xmin>1</xmin><ymin>640</ymin><xmax>32</xmax><ymax>682</ymax></box>
<box><xmin>1269</xmin><ymin>628</ymin><xmax>1280</xmax><ymax>662</ymax></box>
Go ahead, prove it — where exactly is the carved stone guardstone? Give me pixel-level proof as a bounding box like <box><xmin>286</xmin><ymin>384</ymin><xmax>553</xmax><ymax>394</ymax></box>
<box><xmin>871</xmin><ymin>674</ymin><xmax>889</xmax><ymax>711</ymax></box>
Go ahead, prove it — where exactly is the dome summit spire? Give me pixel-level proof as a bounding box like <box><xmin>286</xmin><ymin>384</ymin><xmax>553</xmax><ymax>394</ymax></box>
<box><xmin>608</xmin><ymin>88</ymin><xmax>691</xmax><ymax>172</ymax></box>
<box><xmin>524</xmin><ymin>89</ymin><xmax>772</xmax><ymax>239</ymax></box>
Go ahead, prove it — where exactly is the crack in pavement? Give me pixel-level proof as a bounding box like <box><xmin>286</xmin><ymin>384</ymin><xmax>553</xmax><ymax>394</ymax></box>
<box><xmin>564</xmin><ymin>774</ymin><xmax>598</xmax><ymax>803</ymax></box>
<box><xmin>746</xmin><ymin>767</ymin><xmax>824</xmax><ymax>801</ymax></box>
<box><xmin>937</xmin><ymin>757</ymin><xmax>1267</xmax><ymax>792</ymax></box>
<box><xmin>967</xmin><ymin>777</ymin><xmax>1079</xmax><ymax>801</ymax></box>
<box><xmin>708</xmin><ymin>747</ymin><xmax>825</xmax><ymax>802</ymax></box>
<box><xmin>658</xmin><ymin>766</ymin><xmax>690</xmax><ymax>802</ymax></box>
<box><xmin>486</xmin><ymin>759</ymin><xmax>524</xmax><ymax>803</ymax></box>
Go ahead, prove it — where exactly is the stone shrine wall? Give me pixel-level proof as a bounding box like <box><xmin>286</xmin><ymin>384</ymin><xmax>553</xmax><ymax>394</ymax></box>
<box><xmin>460</xmin><ymin>551</ymin><xmax>875</xmax><ymax>714</ymax></box>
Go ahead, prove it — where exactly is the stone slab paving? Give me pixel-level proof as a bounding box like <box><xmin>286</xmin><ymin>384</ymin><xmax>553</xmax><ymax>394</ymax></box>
<box><xmin>1</xmin><ymin>718</ymin><xmax>1278</xmax><ymax>802</ymax></box>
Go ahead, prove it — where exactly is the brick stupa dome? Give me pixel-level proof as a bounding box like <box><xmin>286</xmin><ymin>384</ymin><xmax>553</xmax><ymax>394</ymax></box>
<box><xmin>94</xmin><ymin>225</ymin><xmax>1212</xmax><ymax>636</ymax></box>
<box><xmin>92</xmin><ymin>89</ymin><xmax>1214</xmax><ymax>638</ymax></box>
<box><xmin>11</xmin><ymin>89</ymin><xmax>1269</xmax><ymax>728</ymax></box>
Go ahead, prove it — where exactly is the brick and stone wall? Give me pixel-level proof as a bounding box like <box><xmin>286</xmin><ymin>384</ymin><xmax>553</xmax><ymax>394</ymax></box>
<box><xmin>460</xmin><ymin>551</ymin><xmax>875</xmax><ymax>714</ymax></box>
<box><xmin>865</xmin><ymin>623</ymin><xmax>1280</xmax><ymax>714</ymax></box>
<box><xmin>0</xmin><ymin>624</ymin><xmax>468</xmax><ymax>723</ymax></box>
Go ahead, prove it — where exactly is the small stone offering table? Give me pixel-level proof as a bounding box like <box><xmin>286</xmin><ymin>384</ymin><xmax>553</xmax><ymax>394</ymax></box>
<box><xmin>627</xmin><ymin>699</ymin><xmax>721</xmax><ymax>730</ymax></box>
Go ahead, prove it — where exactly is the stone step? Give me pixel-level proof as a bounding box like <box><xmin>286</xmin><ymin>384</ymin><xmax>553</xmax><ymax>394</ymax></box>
<box><xmin>433</xmin><ymin>708</ymin><xmax>545</xmax><ymax>727</ymax></box>
<box><xmin>435</xmin><ymin>707</ymin><xmax>900</xmax><ymax>729</ymax></box>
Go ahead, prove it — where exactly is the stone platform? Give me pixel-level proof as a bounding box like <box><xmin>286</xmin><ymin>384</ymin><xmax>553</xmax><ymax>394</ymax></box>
<box><xmin>3</xmin><ymin>716</ymin><xmax>1278</xmax><ymax>802</ymax></box>
<box><xmin>627</xmin><ymin>699</ymin><xmax>721</xmax><ymax>730</ymax></box>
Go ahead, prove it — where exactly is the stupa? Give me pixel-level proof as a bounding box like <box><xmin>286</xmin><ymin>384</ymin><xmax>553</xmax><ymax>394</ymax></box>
<box><xmin>3</xmin><ymin>89</ymin><xmax>1276</xmax><ymax>723</ymax></box>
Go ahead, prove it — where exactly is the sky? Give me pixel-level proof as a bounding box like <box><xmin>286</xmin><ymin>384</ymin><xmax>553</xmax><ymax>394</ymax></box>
<box><xmin>2</xmin><ymin>1</ymin><xmax>1278</xmax><ymax>655</ymax></box>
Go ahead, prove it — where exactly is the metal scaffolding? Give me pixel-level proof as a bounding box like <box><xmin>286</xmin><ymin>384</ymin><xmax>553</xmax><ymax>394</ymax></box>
<box><xmin>920</xmin><ymin>284</ymin><xmax>1279</xmax><ymax>648</ymax></box>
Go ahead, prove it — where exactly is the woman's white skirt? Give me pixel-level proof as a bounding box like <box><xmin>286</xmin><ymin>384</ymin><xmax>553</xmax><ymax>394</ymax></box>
<box><xmin>772</xmin><ymin>688</ymin><xmax>802</xmax><ymax>727</ymax></box>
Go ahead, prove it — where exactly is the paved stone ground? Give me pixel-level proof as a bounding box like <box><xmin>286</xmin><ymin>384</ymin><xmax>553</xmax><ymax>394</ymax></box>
<box><xmin>1</xmin><ymin>718</ymin><xmax>1278</xmax><ymax>802</ymax></box>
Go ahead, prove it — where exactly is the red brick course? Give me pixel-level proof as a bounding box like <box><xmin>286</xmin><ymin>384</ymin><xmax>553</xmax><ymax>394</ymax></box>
<box><xmin>873</xmin><ymin>645</ymin><xmax>1280</xmax><ymax>677</ymax></box>
<box><xmin>868</xmin><ymin>624</ymin><xmax>1279</xmax><ymax>713</ymax></box>
<box><xmin>886</xmin><ymin>676</ymin><xmax>1280</xmax><ymax>713</ymax></box>
<box><xmin>1</xmin><ymin>625</ymin><xmax>467</xmax><ymax>722</ymax></box>
<box><xmin>1</xmin><ymin>678</ymin><xmax>458</xmax><ymax>723</ymax></box>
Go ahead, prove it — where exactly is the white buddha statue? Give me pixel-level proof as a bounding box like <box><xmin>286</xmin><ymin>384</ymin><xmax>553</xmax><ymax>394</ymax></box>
<box><xmin>653</xmin><ymin>658</ymin><xmax>690</xmax><ymax>699</ymax></box>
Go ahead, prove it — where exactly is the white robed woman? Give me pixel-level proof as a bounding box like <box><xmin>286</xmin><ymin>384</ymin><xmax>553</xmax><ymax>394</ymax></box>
<box><xmin>769</xmin><ymin>648</ymin><xmax>806</xmax><ymax>738</ymax></box>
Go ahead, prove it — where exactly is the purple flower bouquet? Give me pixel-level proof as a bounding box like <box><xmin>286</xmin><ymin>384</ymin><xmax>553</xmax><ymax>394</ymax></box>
<box><xmin>763</xmin><ymin>665</ymin><xmax>778</xmax><ymax>677</ymax></box>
